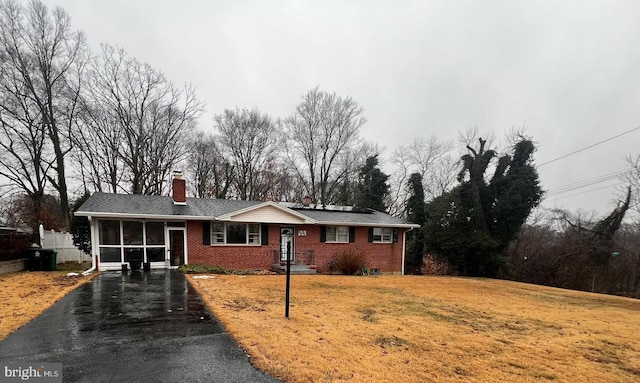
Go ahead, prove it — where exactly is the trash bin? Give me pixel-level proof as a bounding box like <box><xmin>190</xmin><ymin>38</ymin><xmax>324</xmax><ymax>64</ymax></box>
<box><xmin>42</xmin><ymin>250</ymin><xmax>57</xmax><ymax>271</ymax></box>
<box><xmin>26</xmin><ymin>249</ymin><xmax>43</xmax><ymax>271</ymax></box>
<box><xmin>26</xmin><ymin>249</ymin><xmax>56</xmax><ymax>271</ymax></box>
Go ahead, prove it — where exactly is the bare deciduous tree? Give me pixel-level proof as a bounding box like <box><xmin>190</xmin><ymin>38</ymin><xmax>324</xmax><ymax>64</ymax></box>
<box><xmin>0</xmin><ymin>0</ymin><xmax>87</xmax><ymax>229</ymax></box>
<box><xmin>284</xmin><ymin>87</ymin><xmax>365</xmax><ymax>206</ymax></box>
<box><xmin>0</xmin><ymin>58</ymin><xmax>50</xmax><ymax>222</ymax></box>
<box><xmin>76</xmin><ymin>44</ymin><xmax>203</xmax><ymax>195</ymax></box>
<box><xmin>186</xmin><ymin>131</ymin><xmax>233</xmax><ymax>198</ymax></box>
<box><xmin>387</xmin><ymin>136</ymin><xmax>456</xmax><ymax>216</ymax></box>
<box><xmin>215</xmin><ymin>107</ymin><xmax>280</xmax><ymax>200</ymax></box>
<box><xmin>72</xmin><ymin>100</ymin><xmax>125</xmax><ymax>193</ymax></box>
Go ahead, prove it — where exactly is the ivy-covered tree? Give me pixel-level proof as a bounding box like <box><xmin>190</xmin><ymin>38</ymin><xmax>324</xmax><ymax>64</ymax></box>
<box><xmin>354</xmin><ymin>155</ymin><xmax>389</xmax><ymax>212</ymax></box>
<box><xmin>405</xmin><ymin>173</ymin><xmax>427</xmax><ymax>274</ymax></box>
<box><xmin>424</xmin><ymin>137</ymin><xmax>543</xmax><ymax>277</ymax></box>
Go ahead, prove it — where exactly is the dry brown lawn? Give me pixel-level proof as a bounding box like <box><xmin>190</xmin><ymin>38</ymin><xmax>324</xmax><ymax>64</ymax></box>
<box><xmin>188</xmin><ymin>274</ymin><xmax>640</xmax><ymax>383</ymax></box>
<box><xmin>0</xmin><ymin>271</ymin><xmax>96</xmax><ymax>340</ymax></box>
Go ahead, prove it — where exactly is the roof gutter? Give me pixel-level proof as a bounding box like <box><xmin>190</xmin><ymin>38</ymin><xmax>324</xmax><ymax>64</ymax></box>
<box><xmin>74</xmin><ymin>211</ymin><xmax>213</xmax><ymax>221</ymax></box>
<box><xmin>315</xmin><ymin>221</ymin><xmax>420</xmax><ymax>229</ymax></box>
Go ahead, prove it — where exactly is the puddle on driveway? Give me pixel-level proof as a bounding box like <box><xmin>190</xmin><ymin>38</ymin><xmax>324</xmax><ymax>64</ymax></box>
<box><xmin>71</xmin><ymin>270</ymin><xmax>225</xmax><ymax>340</ymax></box>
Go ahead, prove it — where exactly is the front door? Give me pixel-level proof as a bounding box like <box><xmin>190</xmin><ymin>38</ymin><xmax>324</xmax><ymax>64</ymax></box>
<box><xmin>280</xmin><ymin>227</ymin><xmax>295</xmax><ymax>263</ymax></box>
<box><xmin>168</xmin><ymin>228</ymin><xmax>186</xmax><ymax>267</ymax></box>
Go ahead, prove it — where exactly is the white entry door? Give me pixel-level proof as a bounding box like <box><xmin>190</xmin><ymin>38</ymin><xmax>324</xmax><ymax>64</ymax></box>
<box><xmin>280</xmin><ymin>227</ymin><xmax>295</xmax><ymax>263</ymax></box>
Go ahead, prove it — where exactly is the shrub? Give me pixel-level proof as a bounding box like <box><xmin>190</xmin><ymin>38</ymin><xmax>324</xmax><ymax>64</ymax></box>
<box><xmin>178</xmin><ymin>264</ymin><xmax>254</xmax><ymax>275</ymax></box>
<box><xmin>331</xmin><ymin>250</ymin><xmax>366</xmax><ymax>275</ymax></box>
<box><xmin>421</xmin><ymin>254</ymin><xmax>451</xmax><ymax>275</ymax></box>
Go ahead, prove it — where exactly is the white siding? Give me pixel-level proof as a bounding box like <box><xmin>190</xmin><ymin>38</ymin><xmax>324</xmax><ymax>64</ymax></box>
<box><xmin>229</xmin><ymin>205</ymin><xmax>307</xmax><ymax>224</ymax></box>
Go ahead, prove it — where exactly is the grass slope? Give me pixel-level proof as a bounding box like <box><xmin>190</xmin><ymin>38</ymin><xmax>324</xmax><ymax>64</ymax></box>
<box><xmin>189</xmin><ymin>275</ymin><xmax>640</xmax><ymax>383</ymax></box>
<box><xmin>0</xmin><ymin>270</ymin><xmax>95</xmax><ymax>340</ymax></box>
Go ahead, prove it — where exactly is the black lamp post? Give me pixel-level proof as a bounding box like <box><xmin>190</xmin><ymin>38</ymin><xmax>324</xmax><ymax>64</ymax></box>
<box><xmin>284</xmin><ymin>232</ymin><xmax>293</xmax><ymax>318</ymax></box>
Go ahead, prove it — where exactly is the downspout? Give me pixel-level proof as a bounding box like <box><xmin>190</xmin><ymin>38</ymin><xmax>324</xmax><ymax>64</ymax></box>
<box><xmin>401</xmin><ymin>227</ymin><xmax>413</xmax><ymax>276</ymax></box>
<box><xmin>82</xmin><ymin>216</ymin><xmax>97</xmax><ymax>275</ymax></box>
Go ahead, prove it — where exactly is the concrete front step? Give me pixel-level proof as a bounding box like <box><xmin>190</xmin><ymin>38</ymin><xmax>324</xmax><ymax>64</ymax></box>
<box><xmin>271</xmin><ymin>263</ymin><xmax>317</xmax><ymax>274</ymax></box>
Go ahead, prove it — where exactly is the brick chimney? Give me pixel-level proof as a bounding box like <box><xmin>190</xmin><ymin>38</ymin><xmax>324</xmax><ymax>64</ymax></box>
<box><xmin>172</xmin><ymin>171</ymin><xmax>186</xmax><ymax>205</ymax></box>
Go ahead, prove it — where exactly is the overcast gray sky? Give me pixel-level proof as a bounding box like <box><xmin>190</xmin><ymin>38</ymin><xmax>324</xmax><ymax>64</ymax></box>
<box><xmin>48</xmin><ymin>0</ymin><xmax>640</xmax><ymax>215</ymax></box>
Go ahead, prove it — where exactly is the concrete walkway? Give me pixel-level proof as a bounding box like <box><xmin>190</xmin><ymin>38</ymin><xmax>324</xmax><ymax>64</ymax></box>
<box><xmin>0</xmin><ymin>271</ymin><xmax>281</xmax><ymax>383</ymax></box>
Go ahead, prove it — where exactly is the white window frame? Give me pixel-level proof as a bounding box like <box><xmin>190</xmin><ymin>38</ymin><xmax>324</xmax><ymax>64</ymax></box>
<box><xmin>210</xmin><ymin>222</ymin><xmax>261</xmax><ymax>245</ymax></box>
<box><xmin>373</xmin><ymin>227</ymin><xmax>393</xmax><ymax>243</ymax></box>
<box><xmin>248</xmin><ymin>223</ymin><xmax>261</xmax><ymax>244</ymax></box>
<box><xmin>212</xmin><ymin>223</ymin><xmax>225</xmax><ymax>244</ymax></box>
<box><xmin>97</xmin><ymin>219</ymin><xmax>168</xmax><ymax>264</ymax></box>
<box><xmin>326</xmin><ymin>226</ymin><xmax>349</xmax><ymax>243</ymax></box>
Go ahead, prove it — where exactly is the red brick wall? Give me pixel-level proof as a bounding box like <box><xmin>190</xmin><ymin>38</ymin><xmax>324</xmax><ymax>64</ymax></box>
<box><xmin>186</xmin><ymin>222</ymin><xmax>405</xmax><ymax>273</ymax></box>
<box><xmin>187</xmin><ymin>222</ymin><xmax>279</xmax><ymax>269</ymax></box>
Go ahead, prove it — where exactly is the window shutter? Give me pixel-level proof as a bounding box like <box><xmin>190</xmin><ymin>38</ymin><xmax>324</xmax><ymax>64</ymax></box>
<box><xmin>368</xmin><ymin>227</ymin><xmax>374</xmax><ymax>243</ymax></box>
<box><xmin>393</xmin><ymin>228</ymin><xmax>399</xmax><ymax>243</ymax></box>
<box><xmin>349</xmin><ymin>227</ymin><xmax>356</xmax><ymax>243</ymax></box>
<box><xmin>202</xmin><ymin>221</ymin><xmax>211</xmax><ymax>245</ymax></box>
<box><xmin>320</xmin><ymin>226</ymin><xmax>326</xmax><ymax>242</ymax></box>
<box><xmin>261</xmin><ymin>224</ymin><xmax>269</xmax><ymax>245</ymax></box>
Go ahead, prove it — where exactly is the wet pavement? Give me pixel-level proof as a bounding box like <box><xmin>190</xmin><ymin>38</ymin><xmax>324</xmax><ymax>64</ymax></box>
<box><xmin>0</xmin><ymin>271</ymin><xmax>281</xmax><ymax>382</ymax></box>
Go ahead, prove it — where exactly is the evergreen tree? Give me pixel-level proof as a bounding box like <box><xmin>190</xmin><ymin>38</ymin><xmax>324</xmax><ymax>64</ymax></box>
<box><xmin>405</xmin><ymin>173</ymin><xmax>427</xmax><ymax>274</ymax></box>
<box><xmin>354</xmin><ymin>155</ymin><xmax>389</xmax><ymax>212</ymax></box>
<box><xmin>424</xmin><ymin>138</ymin><xmax>543</xmax><ymax>277</ymax></box>
<box><xmin>70</xmin><ymin>191</ymin><xmax>92</xmax><ymax>255</ymax></box>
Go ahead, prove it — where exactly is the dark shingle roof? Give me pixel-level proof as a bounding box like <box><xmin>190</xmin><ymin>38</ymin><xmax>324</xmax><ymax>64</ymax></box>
<box><xmin>77</xmin><ymin>192</ymin><xmax>260</xmax><ymax>218</ymax></box>
<box><xmin>76</xmin><ymin>192</ymin><xmax>417</xmax><ymax>227</ymax></box>
<box><xmin>290</xmin><ymin>207</ymin><xmax>410</xmax><ymax>226</ymax></box>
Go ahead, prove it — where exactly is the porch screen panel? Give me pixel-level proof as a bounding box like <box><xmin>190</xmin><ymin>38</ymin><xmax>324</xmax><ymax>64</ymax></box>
<box><xmin>146</xmin><ymin>248</ymin><xmax>165</xmax><ymax>262</ymax></box>
<box><xmin>99</xmin><ymin>220</ymin><xmax>122</xmax><ymax>263</ymax></box>
<box><xmin>99</xmin><ymin>220</ymin><xmax>167</xmax><ymax>265</ymax></box>
<box><xmin>100</xmin><ymin>248</ymin><xmax>121</xmax><ymax>262</ymax></box>
<box><xmin>146</xmin><ymin>222</ymin><xmax>165</xmax><ymax>245</ymax></box>
<box><xmin>99</xmin><ymin>220</ymin><xmax>120</xmax><ymax>245</ymax></box>
<box><xmin>124</xmin><ymin>247</ymin><xmax>143</xmax><ymax>262</ymax></box>
<box><xmin>122</xmin><ymin>221</ymin><xmax>143</xmax><ymax>245</ymax></box>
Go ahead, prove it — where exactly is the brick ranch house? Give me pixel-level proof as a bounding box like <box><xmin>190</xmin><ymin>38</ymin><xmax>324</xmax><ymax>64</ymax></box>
<box><xmin>75</xmin><ymin>174</ymin><xmax>419</xmax><ymax>274</ymax></box>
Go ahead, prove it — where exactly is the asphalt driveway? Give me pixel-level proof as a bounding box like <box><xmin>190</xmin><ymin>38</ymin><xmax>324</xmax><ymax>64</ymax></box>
<box><xmin>0</xmin><ymin>270</ymin><xmax>281</xmax><ymax>383</ymax></box>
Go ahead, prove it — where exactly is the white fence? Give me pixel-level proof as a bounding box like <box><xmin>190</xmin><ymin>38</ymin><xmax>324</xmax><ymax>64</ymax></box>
<box><xmin>40</xmin><ymin>226</ymin><xmax>87</xmax><ymax>264</ymax></box>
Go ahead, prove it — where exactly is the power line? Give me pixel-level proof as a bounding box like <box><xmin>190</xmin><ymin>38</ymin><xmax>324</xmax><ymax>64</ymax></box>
<box><xmin>543</xmin><ymin>180</ymin><xmax>627</xmax><ymax>201</ymax></box>
<box><xmin>538</xmin><ymin>126</ymin><xmax>640</xmax><ymax>167</ymax></box>
<box><xmin>545</xmin><ymin>169</ymin><xmax>631</xmax><ymax>196</ymax></box>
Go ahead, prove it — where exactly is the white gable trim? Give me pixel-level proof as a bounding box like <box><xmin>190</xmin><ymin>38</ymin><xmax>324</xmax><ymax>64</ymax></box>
<box><xmin>216</xmin><ymin>201</ymin><xmax>317</xmax><ymax>224</ymax></box>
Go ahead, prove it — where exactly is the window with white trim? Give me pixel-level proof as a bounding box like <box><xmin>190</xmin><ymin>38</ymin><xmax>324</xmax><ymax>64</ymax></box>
<box><xmin>210</xmin><ymin>222</ymin><xmax>261</xmax><ymax>245</ymax></box>
<box><xmin>372</xmin><ymin>227</ymin><xmax>393</xmax><ymax>243</ymax></box>
<box><xmin>326</xmin><ymin>226</ymin><xmax>349</xmax><ymax>243</ymax></box>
